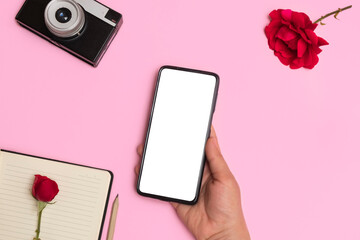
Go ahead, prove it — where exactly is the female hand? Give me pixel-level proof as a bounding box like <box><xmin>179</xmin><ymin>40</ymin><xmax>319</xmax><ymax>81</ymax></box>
<box><xmin>135</xmin><ymin>126</ymin><xmax>250</xmax><ymax>240</ymax></box>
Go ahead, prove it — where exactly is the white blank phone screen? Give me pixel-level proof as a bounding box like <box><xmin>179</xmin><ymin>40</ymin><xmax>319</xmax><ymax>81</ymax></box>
<box><xmin>139</xmin><ymin>68</ymin><xmax>217</xmax><ymax>201</ymax></box>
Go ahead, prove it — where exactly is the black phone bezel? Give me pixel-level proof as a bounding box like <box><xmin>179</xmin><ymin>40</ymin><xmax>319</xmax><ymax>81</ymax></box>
<box><xmin>136</xmin><ymin>65</ymin><xmax>220</xmax><ymax>205</ymax></box>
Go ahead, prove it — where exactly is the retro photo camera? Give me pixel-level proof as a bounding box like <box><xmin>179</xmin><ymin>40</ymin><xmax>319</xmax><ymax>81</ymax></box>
<box><xmin>16</xmin><ymin>0</ymin><xmax>123</xmax><ymax>67</ymax></box>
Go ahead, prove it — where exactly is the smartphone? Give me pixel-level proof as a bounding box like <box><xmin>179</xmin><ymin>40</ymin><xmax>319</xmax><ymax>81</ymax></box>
<box><xmin>137</xmin><ymin>65</ymin><xmax>219</xmax><ymax>205</ymax></box>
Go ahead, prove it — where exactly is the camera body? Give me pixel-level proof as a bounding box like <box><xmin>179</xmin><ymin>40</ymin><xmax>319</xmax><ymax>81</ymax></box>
<box><xmin>16</xmin><ymin>0</ymin><xmax>123</xmax><ymax>67</ymax></box>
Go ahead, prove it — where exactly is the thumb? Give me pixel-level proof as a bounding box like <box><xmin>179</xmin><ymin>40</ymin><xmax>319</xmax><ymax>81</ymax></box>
<box><xmin>206</xmin><ymin>126</ymin><xmax>232</xmax><ymax>181</ymax></box>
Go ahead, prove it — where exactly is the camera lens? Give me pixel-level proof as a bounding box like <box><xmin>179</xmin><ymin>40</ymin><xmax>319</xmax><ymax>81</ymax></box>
<box><xmin>44</xmin><ymin>0</ymin><xmax>85</xmax><ymax>38</ymax></box>
<box><xmin>55</xmin><ymin>8</ymin><xmax>72</xmax><ymax>23</ymax></box>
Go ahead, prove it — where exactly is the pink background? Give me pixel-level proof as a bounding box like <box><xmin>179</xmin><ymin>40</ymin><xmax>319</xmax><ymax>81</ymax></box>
<box><xmin>0</xmin><ymin>0</ymin><xmax>359</xmax><ymax>239</ymax></box>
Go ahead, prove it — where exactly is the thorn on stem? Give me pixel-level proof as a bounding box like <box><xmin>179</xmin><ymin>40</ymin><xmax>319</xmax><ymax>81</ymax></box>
<box><xmin>334</xmin><ymin>8</ymin><xmax>341</xmax><ymax>19</ymax></box>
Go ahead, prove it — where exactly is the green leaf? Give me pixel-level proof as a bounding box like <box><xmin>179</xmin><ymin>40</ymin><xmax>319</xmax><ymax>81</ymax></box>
<box><xmin>38</xmin><ymin>201</ymin><xmax>47</xmax><ymax>213</ymax></box>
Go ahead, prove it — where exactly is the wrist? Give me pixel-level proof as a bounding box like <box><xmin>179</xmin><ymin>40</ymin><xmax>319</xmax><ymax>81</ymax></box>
<box><xmin>203</xmin><ymin>228</ymin><xmax>250</xmax><ymax>240</ymax></box>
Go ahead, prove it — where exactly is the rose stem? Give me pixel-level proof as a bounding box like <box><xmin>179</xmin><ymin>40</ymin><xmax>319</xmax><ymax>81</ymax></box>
<box><xmin>314</xmin><ymin>5</ymin><xmax>352</xmax><ymax>24</ymax></box>
<box><xmin>35</xmin><ymin>209</ymin><xmax>43</xmax><ymax>240</ymax></box>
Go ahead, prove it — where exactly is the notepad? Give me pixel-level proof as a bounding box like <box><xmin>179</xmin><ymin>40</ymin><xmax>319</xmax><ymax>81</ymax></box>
<box><xmin>0</xmin><ymin>150</ymin><xmax>112</xmax><ymax>240</ymax></box>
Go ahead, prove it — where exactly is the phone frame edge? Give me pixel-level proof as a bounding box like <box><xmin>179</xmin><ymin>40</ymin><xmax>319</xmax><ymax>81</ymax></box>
<box><xmin>136</xmin><ymin>65</ymin><xmax>220</xmax><ymax>205</ymax></box>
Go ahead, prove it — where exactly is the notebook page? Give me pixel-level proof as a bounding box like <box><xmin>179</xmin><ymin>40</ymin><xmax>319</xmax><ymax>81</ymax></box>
<box><xmin>0</xmin><ymin>150</ymin><xmax>112</xmax><ymax>240</ymax></box>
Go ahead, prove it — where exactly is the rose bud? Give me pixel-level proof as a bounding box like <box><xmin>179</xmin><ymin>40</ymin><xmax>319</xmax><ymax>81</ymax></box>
<box><xmin>32</xmin><ymin>175</ymin><xmax>59</xmax><ymax>202</ymax></box>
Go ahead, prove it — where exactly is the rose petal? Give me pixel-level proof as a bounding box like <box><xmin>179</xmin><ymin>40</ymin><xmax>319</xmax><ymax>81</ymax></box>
<box><xmin>290</xmin><ymin>57</ymin><xmax>304</xmax><ymax>69</ymax></box>
<box><xmin>265</xmin><ymin>30</ymin><xmax>277</xmax><ymax>50</ymax></box>
<box><xmin>35</xmin><ymin>179</ymin><xmax>59</xmax><ymax>202</ymax></box>
<box><xmin>302</xmin><ymin>49</ymin><xmax>312</xmax><ymax>67</ymax></box>
<box><xmin>302</xmin><ymin>13</ymin><xmax>313</xmax><ymax>27</ymax></box>
<box><xmin>32</xmin><ymin>175</ymin><xmax>49</xmax><ymax>198</ymax></box>
<box><xmin>305</xmin><ymin>29</ymin><xmax>318</xmax><ymax>45</ymax></box>
<box><xmin>274</xmin><ymin>39</ymin><xmax>296</xmax><ymax>67</ymax></box>
<box><xmin>297</xmin><ymin>28</ymin><xmax>311</xmax><ymax>44</ymax></box>
<box><xmin>281</xmin><ymin>9</ymin><xmax>292</xmax><ymax>22</ymax></box>
<box><xmin>308</xmin><ymin>23</ymin><xmax>318</xmax><ymax>31</ymax></box>
<box><xmin>267</xmin><ymin>37</ymin><xmax>276</xmax><ymax>50</ymax></box>
<box><xmin>312</xmin><ymin>44</ymin><xmax>322</xmax><ymax>54</ymax></box>
<box><xmin>265</xmin><ymin>19</ymin><xmax>283</xmax><ymax>34</ymax></box>
<box><xmin>302</xmin><ymin>48</ymin><xmax>319</xmax><ymax>69</ymax></box>
<box><xmin>269</xmin><ymin>9</ymin><xmax>282</xmax><ymax>20</ymax></box>
<box><xmin>265</xmin><ymin>20</ymin><xmax>282</xmax><ymax>38</ymax></box>
<box><xmin>275</xmin><ymin>39</ymin><xmax>295</xmax><ymax>58</ymax></box>
<box><xmin>32</xmin><ymin>175</ymin><xmax>40</xmax><ymax>198</ymax></box>
<box><xmin>265</xmin><ymin>18</ymin><xmax>284</xmax><ymax>50</ymax></box>
<box><xmin>280</xmin><ymin>19</ymin><xmax>291</xmax><ymax>27</ymax></box>
<box><xmin>286</xmin><ymin>37</ymin><xmax>299</xmax><ymax>50</ymax></box>
<box><xmin>276</xmin><ymin>26</ymin><xmax>298</xmax><ymax>41</ymax></box>
<box><xmin>288</xmin><ymin>24</ymin><xmax>297</xmax><ymax>32</ymax></box>
<box><xmin>291</xmin><ymin>12</ymin><xmax>306</xmax><ymax>28</ymax></box>
<box><xmin>309</xmin><ymin>55</ymin><xmax>319</xmax><ymax>69</ymax></box>
<box><xmin>275</xmin><ymin>52</ymin><xmax>292</xmax><ymax>65</ymax></box>
<box><xmin>318</xmin><ymin>37</ymin><xmax>329</xmax><ymax>46</ymax></box>
<box><xmin>297</xmin><ymin>38</ymin><xmax>307</xmax><ymax>58</ymax></box>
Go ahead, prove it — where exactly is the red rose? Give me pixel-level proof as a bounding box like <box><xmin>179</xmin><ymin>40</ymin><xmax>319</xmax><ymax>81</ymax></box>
<box><xmin>265</xmin><ymin>9</ymin><xmax>329</xmax><ymax>69</ymax></box>
<box><xmin>32</xmin><ymin>174</ymin><xmax>59</xmax><ymax>202</ymax></box>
